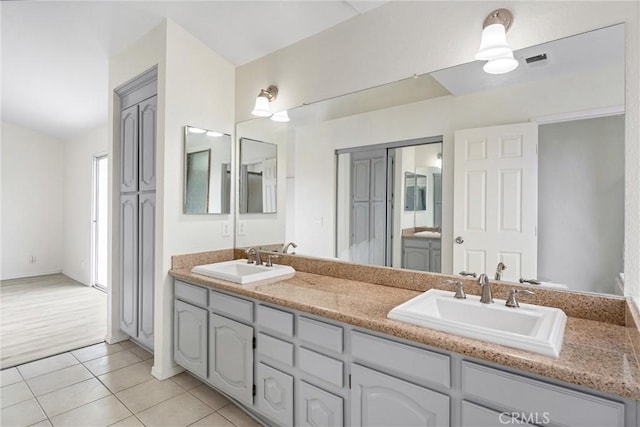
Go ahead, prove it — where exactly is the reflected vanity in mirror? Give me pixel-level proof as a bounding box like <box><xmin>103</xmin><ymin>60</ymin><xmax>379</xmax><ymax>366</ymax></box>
<box><xmin>239</xmin><ymin>138</ymin><xmax>277</xmax><ymax>214</ymax></box>
<box><xmin>235</xmin><ymin>24</ymin><xmax>625</xmax><ymax>296</ymax></box>
<box><xmin>184</xmin><ymin>126</ymin><xmax>231</xmax><ymax>214</ymax></box>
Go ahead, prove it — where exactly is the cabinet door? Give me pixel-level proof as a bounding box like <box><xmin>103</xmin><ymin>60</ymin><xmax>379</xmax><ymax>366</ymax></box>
<box><xmin>403</xmin><ymin>246</ymin><xmax>430</xmax><ymax>272</ymax></box>
<box><xmin>138</xmin><ymin>96</ymin><xmax>157</xmax><ymax>192</ymax></box>
<box><xmin>120</xmin><ymin>104</ymin><xmax>138</xmax><ymax>193</ymax></box>
<box><xmin>298</xmin><ymin>381</ymin><xmax>343</xmax><ymax>427</ymax></box>
<box><xmin>120</xmin><ymin>194</ymin><xmax>138</xmax><ymax>337</ymax></box>
<box><xmin>257</xmin><ymin>363</ymin><xmax>294</xmax><ymax>427</ymax></box>
<box><xmin>174</xmin><ymin>300</ymin><xmax>207</xmax><ymax>378</ymax></box>
<box><xmin>429</xmin><ymin>241</ymin><xmax>441</xmax><ymax>274</ymax></box>
<box><xmin>137</xmin><ymin>192</ymin><xmax>155</xmax><ymax>349</ymax></box>
<box><xmin>209</xmin><ymin>313</ymin><xmax>254</xmax><ymax>405</ymax></box>
<box><xmin>351</xmin><ymin>364</ymin><xmax>449</xmax><ymax>427</ymax></box>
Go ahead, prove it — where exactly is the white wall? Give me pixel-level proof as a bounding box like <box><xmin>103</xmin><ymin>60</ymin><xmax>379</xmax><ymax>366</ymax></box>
<box><xmin>1</xmin><ymin>122</ymin><xmax>64</xmax><ymax>279</ymax></box>
<box><xmin>236</xmin><ymin>1</ymin><xmax>640</xmax><ymax>305</ymax></box>
<box><xmin>62</xmin><ymin>125</ymin><xmax>108</xmax><ymax>285</ymax></box>
<box><xmin>538</xmin><ymin>116</ymin><xmax>625</xmax><ymax>294</ymax></box>
<box><xmin>109</xmin><ymin>19</ymin><xmax>236</xmax><ymax>379</ymax></box>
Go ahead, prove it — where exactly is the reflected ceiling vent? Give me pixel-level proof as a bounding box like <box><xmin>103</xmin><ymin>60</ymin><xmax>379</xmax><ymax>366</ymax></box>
<box><xmin>525</xmin><ymin>53</ymin><xmax>548</xmax><ymax>64</ymax></box>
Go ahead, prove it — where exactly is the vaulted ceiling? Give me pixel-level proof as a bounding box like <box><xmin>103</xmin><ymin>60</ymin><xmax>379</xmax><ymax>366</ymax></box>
<box><xmin>1</xmin><ymin>1</ymin><xmax>387</xmax><ymax>140</ymax></box>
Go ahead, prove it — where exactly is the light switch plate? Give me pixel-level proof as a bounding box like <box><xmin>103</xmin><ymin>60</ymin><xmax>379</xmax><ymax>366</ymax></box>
<box><xmin>221</xmin><ymin>222</ymin><xmax>230</xmax><ymax>237</ymax></box>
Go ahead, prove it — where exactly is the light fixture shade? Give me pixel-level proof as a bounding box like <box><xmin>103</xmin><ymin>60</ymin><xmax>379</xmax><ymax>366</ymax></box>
<box><xmin>251</xmin><ymin>95</ymin><xmax>272</xmax><ymax>117</ymax></box>
<box><xmin>476</xmin><ymin>23</ymin><xmax>512</xmax><ymax>60</ymax></box>
<box><xmin>271</xmin><ymin>110</ymin><xmax>290</xmax><ymax>122</ymax></box>
<box><xmin>483</xmin><ymin>51</ymin><xmax>519</xmax><ymax>74</ymax></box>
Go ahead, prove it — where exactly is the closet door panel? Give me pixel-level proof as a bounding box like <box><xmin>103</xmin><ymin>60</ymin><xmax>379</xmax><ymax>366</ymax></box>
<box><xmin>138</xmin><ymin>96</ymin><xmax>157</xmax><ymax>192</ymax></box>
<box><xmin>137</xmin><ymin>192</ymin><xmax>155</xmax><ymax>349</ymax></box>
<box><xmin>120</xmin><ymin>105</ymin><xmax>138</xmax><ymax>193</ymax></box>
<box><xmin>120</xmin><ymin>194</ymin><xmax>138</xmax><ymax>337</ymax></box>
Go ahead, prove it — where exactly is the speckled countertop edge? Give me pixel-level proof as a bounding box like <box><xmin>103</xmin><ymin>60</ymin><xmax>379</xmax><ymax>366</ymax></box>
<box><xmin>170</xmin><ymin>250</ymin><xmax>640</xmax><ymax>400</ymax></box>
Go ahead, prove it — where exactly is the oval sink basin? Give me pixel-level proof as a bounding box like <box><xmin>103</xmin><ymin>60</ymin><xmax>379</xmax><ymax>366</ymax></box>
<box><xmin>191</xmin><ymin>260</ymin><xmax>295</xmax><ymax>284</ymax></box>
<box><xmin>387</xmin><ymin>289</ymin><xmax>567</xmax><ymax>358</ymax></box>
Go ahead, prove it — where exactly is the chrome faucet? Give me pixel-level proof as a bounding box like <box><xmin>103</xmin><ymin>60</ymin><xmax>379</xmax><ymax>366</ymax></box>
<box><xmin>494</xmin><ymin>262</ymin><xmax>507</xmax><ymax>280</ymax></box>
<box><xmin>459</xmin><ymin>271</ymin><xmax>477</xmax><ymax>278</ymax></box>
<box><xmin>282</xmin><ymin>242</ymin><xmax>298</xmax><ymax>254</ymax></box>
<box><xmin>245</xmin><ymin>247</ymin><xmax>263</xmax><ymax>265</ymax></box>
<box><xmin>478</xmin><ymin>273</ymin><xmax>493</xmax><ymax>304</ymax></box>
<box><xmin>505</xmin><ymin>289</ymin><xmax>535</xmax><ymax>308</ymax></box>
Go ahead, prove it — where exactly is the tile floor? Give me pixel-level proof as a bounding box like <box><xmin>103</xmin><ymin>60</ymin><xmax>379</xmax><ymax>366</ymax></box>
<box><xmin>0</xmin><ymin>341</ymin><xmax>262</xmax><ymax>427</ymax></box>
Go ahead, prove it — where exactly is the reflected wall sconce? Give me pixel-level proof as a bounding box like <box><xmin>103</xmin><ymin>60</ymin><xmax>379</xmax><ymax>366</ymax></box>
<box><xmin>436</xmin><ymin>152</ymin><xmax>442</xmax><ymax>169</ymax></box>
<box><xmin>475</xmin><ymin>8</ymin><xmax>519</xmax><ymax>74</ymax></box>
<box><xmin>251</xmin><ymin>85</ymin><xmax>290</xmax><ymax>122</ymax></box>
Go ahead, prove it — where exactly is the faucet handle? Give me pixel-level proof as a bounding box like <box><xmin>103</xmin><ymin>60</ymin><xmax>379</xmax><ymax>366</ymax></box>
<box><xmin>244</xmin><ymin>249</ymin><xmax>255</xmax><ymax>264</ymax></box>
<box><xmin>506</xmin><ymin>289</ymin><xmax>535</xmax><ymax>308</ymax></box>
<box><xmin>519</xmin><ymin>277</ymin><xmax>541</xmax><ymax>285</ymax></box>
<box><xmin>459</xmin><ymin>271</ymin><xmax>477</xmax><ymax>278</ymax></box>
<box><xmin>265</xmin><ymin>254</ymin><xmax>280</xmax><ymax>267</ymax></box>
<box><xmin>444</xmin><ymin>280</ymin><xmax>466</xmax><ymax>299</ymax></box>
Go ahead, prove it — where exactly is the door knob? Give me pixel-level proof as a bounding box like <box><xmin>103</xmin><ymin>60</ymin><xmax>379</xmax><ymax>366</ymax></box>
<box><xmin>455</xmin><ymin>236</ymin><xmax>464</xmax><ymax>244</ymax></box>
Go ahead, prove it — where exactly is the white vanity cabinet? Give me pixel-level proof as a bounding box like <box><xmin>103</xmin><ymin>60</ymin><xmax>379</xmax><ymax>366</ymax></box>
<box><xmin>173</xmin><ymin>279</ymin><xmax>636</xmax><ymax>427</ymax></box>
<box><xmin>402</xmin><ymin>237</ymin><xmax>441</xmax><ymax>273</ymax></box>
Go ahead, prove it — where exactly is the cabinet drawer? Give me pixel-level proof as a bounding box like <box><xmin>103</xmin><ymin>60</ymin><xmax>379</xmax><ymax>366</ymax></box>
<box><xmin>257</xmin><ymin>305</ymin><xmax>294</xmax><ymax>337</ymax></box>
<box><xmin>461</xmin><ymin>361</ymin><xmax>625</xmax><ymax>427</ymax></box>
<box><xmin>351</xmin><ymin>331</ymin><xmax>450</xmax><ymax>389</ymax></box>
<box><xmin>175</xmin><ymin>280</ymin><xmax>208</xmax><ymax>308</ymax></box>
<box><xmin>299</xmin><ymin>316</ymin><xmax>343</xmax><ymax>354</ymax></box>
<box><xmin>209</xmin><ymin>290</ymin><xmax>253</xmax><ymax>323</ymax></box>
<box><xmin>257</xmin><ymin>333</ymin><xmax>294</xmax><ymax>367</ymax></box>
<box><xmin>461</xmin><ymin>401</ymin><xmax>535</xmax><ymax>427</ymax></box>
<box><xmin>299</xmin><ymin>347</ymin><xmax>343</xmax><ymax>388</ymax></box>
<box><xmin>297</xmin><ymin>381</ymin><xmax>343</xmax><ymax>427</ymax></box>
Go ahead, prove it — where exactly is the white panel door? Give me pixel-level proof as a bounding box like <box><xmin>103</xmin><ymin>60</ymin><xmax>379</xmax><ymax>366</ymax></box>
<box><xmin>453</xmin><ymin>122</ymin><xmax>538</xmax><ymax>281</ymax></box>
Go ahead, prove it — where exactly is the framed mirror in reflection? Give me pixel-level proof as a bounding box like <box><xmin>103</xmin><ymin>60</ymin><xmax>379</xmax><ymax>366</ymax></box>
<box><xmin>239</xmin><ymin>138</ymin><xmax>277</xmax><ymax>214</ymax></box>
<box><xmin>234</xmin><ymin>24</ymin><xmax>625</xmax><ymax>296</ymax></box>
<box><xmin>183</xmin><ymin>126</ymin><xmax>231</xmax><ymax>214</ymax></box>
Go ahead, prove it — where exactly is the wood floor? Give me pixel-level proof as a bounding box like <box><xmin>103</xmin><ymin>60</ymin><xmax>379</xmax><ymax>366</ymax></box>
<box><xmin>0</xmin><ymin>274</ymin><xmax>107</xmax><ymax>369</ymax></box>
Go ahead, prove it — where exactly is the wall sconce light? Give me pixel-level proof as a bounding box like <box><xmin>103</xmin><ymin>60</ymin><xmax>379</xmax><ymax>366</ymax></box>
<box><xmin>476</xmin><ymin>9</ymin><xmax>519</xmax><ymax>74</ymax></box>
<box><xmin>271</xmin><ymin>110</ymin><xmax>290</xmax><ymax>122</ymax></box>
<box><xmin>251</xmin><ymin>85</ymin><xmax>278</xmax><ymax>117</ymax></box>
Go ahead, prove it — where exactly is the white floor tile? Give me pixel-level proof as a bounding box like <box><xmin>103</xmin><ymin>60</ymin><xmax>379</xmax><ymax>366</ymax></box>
<box><xmin>189</xmin><ymin>384</ymin><xmax>230</xmax><ymax>410</ymax></box>
<box><xmin>108</xmin><ymin>415</ymin><xmax>144</xmax><ymax>427</ymax></box>
<box><xmin>0</xmin><ymin>367</ymin><xmax>24</xmax><ymax>386</ymax></box>
<box><xmin>136</xmin><ymin>393</ymin><xmax>213</xmax><ymax>427</ymax></box>
<box><xmin>71</xmin><ymin>342</ymin><xmax>124</xmax><ymax>363</ymax></box>
<box><xmin>83</xmin><ymin>350</ymin><xmax>142</xmax><ymax>376</ymax></box>
<box><xmin>27</xmin><ymin>364</ymin><xmax>93</xmax><ymax>397</ymax></box>
<box><xmin>37</xmin><ymin>377</ymin><xmax>111</xmax><ymax>418</ymax></box>
<box><xmin>218</xmin><ymin>404</ymin><xmax>261</xmax><ymax>427</ymax></box>
<box><xmin>115</xmin><ymin>378</ymin><xmax>185</xmax><ymax>414</ymax></box>
<box><xmin>98</xmin><ymin>362</ymin><xmax>154</xmax><ymax>393</ymax></box>
<box><xmin>1</xmin><ymin>398</ymin><xmax>48</xmax><ymax>426</ymax></box>
<box><xmin>49</xmin><ymin>395</ymin><xmax>131</xmax><ymax>427</ymax></box>
<box><xmin>170</xmin><ymin>372</ymin><xmax>203</xmax><ymax>391</ymax></box>
<box><xmin>189</xmin><ymin>412</ymin><xmax>236</xmax><ymax>427</ymax></box>
<box><xmin>1</xmin><ymin>380</ymin><xmax>34</xmax><ymax>408</ymax></box>
<box><xmin>18</xmin><ymin>353</ymin><xmax>79</xmax><ymax>380</ymax></box>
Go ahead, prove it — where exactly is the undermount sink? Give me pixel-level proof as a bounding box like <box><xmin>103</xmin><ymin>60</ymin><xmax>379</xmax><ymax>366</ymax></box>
<box><xmin>387</xmin><ymin>289</ymin><xmax>567</xmax><ymax>358</ymax></box>
<box><xmin>413</xmin><ymin>231</ymin><xmax>441</xmax><ymax>239</ymax></box>
<box><xmin>191</xmin><ymin>259</ymin><xmax>295</xmax><ymax>284</ymax></box>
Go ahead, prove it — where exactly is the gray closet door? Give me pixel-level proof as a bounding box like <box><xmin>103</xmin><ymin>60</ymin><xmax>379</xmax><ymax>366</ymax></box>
<box><xmin>350</xmin><ymin>364</ymin><xmax>449</xmax><ymax>427</ymax></box>
<box><xmin>120</xmin><ymin>194</ymin><xmax>138</xmax><ymax>337</ymax></box>
<box><xmin>138</xmin><ymin>96</ymin><xmax>157</xmax><ymax>192</ymax></box>
<box><xmin>350</xmin><ymin>150</ymin><xmax>387</xmax><ymax>266</ymax></box>
<box><xmin>137</xmin><ymin>192</ymin><xmax>155</xmax><ymax>349</ymax></box>
<box><xmin>120</xmin><ymin>105</ymin><xmax>138</xmax><ymax>193</ymax></box>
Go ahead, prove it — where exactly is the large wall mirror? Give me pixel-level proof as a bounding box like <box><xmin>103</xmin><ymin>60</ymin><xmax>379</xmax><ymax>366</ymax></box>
<box><xmin>239</xmin><ymin>138</ymin><xmax>278</xmax><ymax>214</ymax></box>
<box><xmin>184</xmin><ymin>126</ymin><xmax>231</xmax><ymax>214</ymax></box>
<box><xmin>235</xmin><ymin>24</ymin><xmax>625</xmax><ymax>296</ymax></box>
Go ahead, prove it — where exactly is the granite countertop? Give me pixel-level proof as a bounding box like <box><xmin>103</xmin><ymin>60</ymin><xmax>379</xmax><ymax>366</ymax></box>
<box><xmin>170</xmin><ymin>266</ymin><xmax>640</xmax><ymax>401</ymax></box>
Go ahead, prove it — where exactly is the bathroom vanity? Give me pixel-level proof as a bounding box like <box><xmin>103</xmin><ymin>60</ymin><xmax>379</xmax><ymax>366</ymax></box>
<box><xmin>169</xmin><ymin>251</ymin><xmax>640</xmax><ymax>427</ymax></box>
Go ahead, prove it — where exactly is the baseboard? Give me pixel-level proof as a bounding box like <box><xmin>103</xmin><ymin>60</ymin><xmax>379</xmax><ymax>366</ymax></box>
<box><xmin>151</xmin><ymin>364</ymin><xmax>184</xmax><ymax>380</ymax></box>
<box><xmin>105</xmin><ymin>332</ymin><xmax>130</xmax><ymax>344</ymax></box>
<box><xmin>1</xmin><ymin>270</ymin><xmax>63</xmax><ymax>281</ymax></box>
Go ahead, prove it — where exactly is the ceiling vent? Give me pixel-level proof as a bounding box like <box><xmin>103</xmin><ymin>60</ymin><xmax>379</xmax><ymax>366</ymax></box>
<box><xmin>525</xmin><ymin>53</ymin><xmax>548</xmax><ymax>64</ymax></box>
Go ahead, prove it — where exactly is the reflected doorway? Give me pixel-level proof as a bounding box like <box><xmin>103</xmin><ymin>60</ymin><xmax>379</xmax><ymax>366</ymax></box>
<box><xmin>92</xmin><ymin>155</ymin><xmax>108</xmax><ymax>290</ymax></box>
